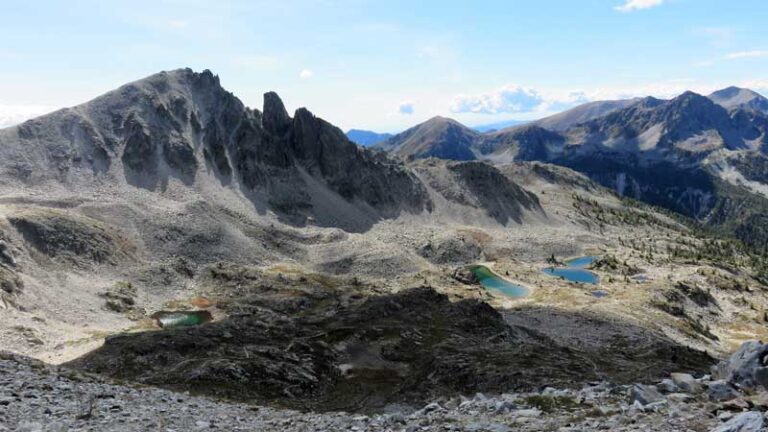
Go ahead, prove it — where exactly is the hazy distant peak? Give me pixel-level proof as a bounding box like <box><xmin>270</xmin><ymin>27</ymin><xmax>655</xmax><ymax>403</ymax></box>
<box><xmin>709</xmin><ymin>86</ymin><xmax>768</xmax><ymax>113</ymax></box>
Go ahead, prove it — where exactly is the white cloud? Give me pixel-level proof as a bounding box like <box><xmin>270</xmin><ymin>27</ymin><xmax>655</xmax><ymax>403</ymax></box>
<box><xmin>449</xmin><ymin>79</ymin><xmax>731</xmax><ymax>116</ymax></box>
<box><xmin>615</xmin><ymin>0</ymin><xmax>664</xmax><ymax>12</ymax></box>
<box><xmin>0</xmin><ymin>104</ymin><xmax>56</xmax><ymax>128</ymax></box>
<box><xmin>449</xmin><ymin>85</ymin><xmax>593</xmax><ymax>115</ymax></box>
<box><xmin>725</xmin><ymin>50</ymin><xmax>768</xmax><ymax>60</ymax></box>
<box><xmin>299</xmin><ymin>69</ymin><xmax>314</xmax><ymax>79</ymax></box>
<box><xmin>450</xmin><ymin>85</ymin><xmax>544</xmax><ymax>114</ymax></box>
<box><xmin>398</xmin><ymin>101</ymin><xmax>415</xmax><ymax>115</ymax></box>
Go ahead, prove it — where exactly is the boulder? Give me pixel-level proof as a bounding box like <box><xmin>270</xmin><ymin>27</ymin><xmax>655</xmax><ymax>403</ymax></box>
<box><xmin>713</xmin><ymin>341</ymin><xmax>768</xmax><ymax>391</ymax></box>
<box><xmin>629</xmin><ymin>384</ymin><xmax>664</xmax><ymax>406</ymax></box>
<box><xmin>711</xmin><ymin>411</ymin><xmax>764</xmax><ymax>432</ymax></box>
<box><xmin>657</xmin><ymin>378</ymin><xmax>679</xmax><ymax>394</ymax></box>
<box><xmin>671</xmin><ymin>372</ymin><xmax>702</xmax><ymax>393</ymax></box>
<box><xmin>708</xmin><ymin>380</ymin><xmax>740</xmax><ymax>402</ymax></box>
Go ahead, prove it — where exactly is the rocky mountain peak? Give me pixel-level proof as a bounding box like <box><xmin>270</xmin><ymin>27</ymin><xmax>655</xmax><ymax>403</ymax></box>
<box><xmin>378</xmin><ymin>115</ymin><xmax>479</xmax><ymax>161</ymax></box>
<box><xmin>669</xmin><ymin>91</ymin><xmax>711</xmax><ymax>107</ymax></box>
<box><xmin>712</xmin><ymin>86</ymin><xmax>749</xmax><ymax>98</ymax></box>
<box><xmin>262</xmin><ymin>91</ymin><xmax>292</xmax><ymax>136</ymax></box>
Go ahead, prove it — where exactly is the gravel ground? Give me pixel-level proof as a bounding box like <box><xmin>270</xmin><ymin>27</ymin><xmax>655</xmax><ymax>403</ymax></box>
<box><xmin>4</xmin><ymin>352</ymin><xmax>765</xmax><ymax>432</ymax></box>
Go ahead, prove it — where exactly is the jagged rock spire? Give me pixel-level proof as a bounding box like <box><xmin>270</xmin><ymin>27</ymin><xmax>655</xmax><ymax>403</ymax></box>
<box><xmin>262</xmin><ymin>91</ymin><xmax>292</xmax><ymax>136</ymax></box>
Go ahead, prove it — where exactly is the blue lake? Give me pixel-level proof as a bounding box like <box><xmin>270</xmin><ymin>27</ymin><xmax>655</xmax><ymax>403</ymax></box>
<box><xmin>543</xmin><ymin>256</ymin><xmax>600</xmax><ymax>285</ymax></box>
<box><xmin>471</xmin><ymin>265</ymin><xmax>530</xmax><ymax>298</ymax></box>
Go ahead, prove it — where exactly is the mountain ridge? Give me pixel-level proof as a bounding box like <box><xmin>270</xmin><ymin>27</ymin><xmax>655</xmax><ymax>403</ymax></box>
<box><xmin>345</xmin><ymin>129</ymin><xmax>393</xmax><ymax>146</ymax></box>
<box><xmin>369</xmin><ymin>87</ymin><xmax>768</xmax><ymax>248</ymax></box>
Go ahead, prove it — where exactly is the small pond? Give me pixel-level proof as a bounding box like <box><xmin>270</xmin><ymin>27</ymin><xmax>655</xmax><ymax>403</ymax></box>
<box><xmin>471</xmin><ymin>265</ymin><xmax>530</xmax><ymax>298</ymax></box>
<box><xmin>543</xmin><ymin>256</ymin><xmax>600</xmax><ymax>285</ymax></box>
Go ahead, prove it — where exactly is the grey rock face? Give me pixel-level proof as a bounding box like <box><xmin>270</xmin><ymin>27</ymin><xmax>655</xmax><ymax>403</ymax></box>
<box><xmin>0</xmin><ymin>69</ymin><xmax>434</xmax><ymax>232</ymax></box>
<box><xmin>711</xmin><ymin>411</ymin><xmax>764</xmax><ymax>432</ymax></box>
<box><xmin>629</xmin><ymin>384</ymin><xmax>664</xmax><ymax>406</ymax></box>
<box><xmin>262</xmin><ymin>91</ymin><xmax>292</xmax><ymax>136</ymax></box>
<box><xmin>707</xmin><ymin>380</ymin><xmax>739</xmax><ymax>402</ymax></box>
<box><xmin>713</xmin><ymin>340</ymin><xmax>768</xmax><ymax>391</ymax></box>
<box><xmin>656</xmin><ymin>378</ymin><xmax>679</xmax><ymax>394</ymax></box>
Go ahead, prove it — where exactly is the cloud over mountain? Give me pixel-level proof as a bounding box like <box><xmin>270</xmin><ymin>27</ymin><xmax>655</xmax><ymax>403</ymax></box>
<box><xmin>450</xmin><ymin>86</ymin><xmax>589</xmax><ymax>115</ymax></box>
<box><xmin>450</xmin><ymin>85</ymin><xmax>545</xmax><ymax>114</ymax></box>
<box><xmin>0</xmin><ymin>104</ymin><xmax>55</xmax><ymax>128</ymax></box>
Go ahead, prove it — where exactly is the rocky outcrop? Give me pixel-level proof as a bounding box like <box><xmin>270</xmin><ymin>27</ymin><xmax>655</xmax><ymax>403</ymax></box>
<box><xmin>262</xmin><ymin>91</ymin><xmax>292</xmax><ymax>136</ymax></box>
<box><xmin>713</xmin><ymin>340</ymin><xmax>768</xmax><ymax>391</ymax></box>
<box><xmin>7</xmin><ymin>209</ymin><xmax>134</xmax><ymax>266</ymax></box>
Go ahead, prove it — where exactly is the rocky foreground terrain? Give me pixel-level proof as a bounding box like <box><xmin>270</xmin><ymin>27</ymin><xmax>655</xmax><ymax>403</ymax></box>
<box><xmin>3</xmin><ymin>342</ymin><xmax>768</xmax><ymax>431</ymax></box>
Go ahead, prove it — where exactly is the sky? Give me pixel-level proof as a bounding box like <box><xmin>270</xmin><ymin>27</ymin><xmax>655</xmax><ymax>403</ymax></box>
<box><xmin>2</xmin><ymin>0</ymin><xmax>768</xmax><ymax>132</ymax></box>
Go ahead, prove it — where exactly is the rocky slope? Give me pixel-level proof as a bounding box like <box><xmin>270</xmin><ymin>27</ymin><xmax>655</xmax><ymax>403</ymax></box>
<box><xmin>4</xmin><ymin>342</ymin><xmax>768</xmax><ymax>431</ymax></box>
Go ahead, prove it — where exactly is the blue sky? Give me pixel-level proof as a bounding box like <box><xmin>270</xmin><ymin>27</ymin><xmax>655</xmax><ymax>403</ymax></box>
<box><xmin>2</xmin><ymin>0</ymin><xmax>768</xmax><ymax>132</ymax></box>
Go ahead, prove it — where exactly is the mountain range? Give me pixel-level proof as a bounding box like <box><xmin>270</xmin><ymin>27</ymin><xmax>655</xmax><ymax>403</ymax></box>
<box><xmin>371</xmin><ymin>87</ymin><xmax>768</xmax><ymax>249</ymax></box>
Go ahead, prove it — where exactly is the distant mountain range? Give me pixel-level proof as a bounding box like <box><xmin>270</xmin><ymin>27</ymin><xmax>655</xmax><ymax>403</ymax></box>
<box><xmin>372</xmin><ymin>86</ymin><xmax>768</xmax><ymax>248</ymax></box>
<box><xmin>346</xmin><ymin>120</ymin><xmax>527</xmax><ymax>145</ymax></box>
<box><xmin>345</xmin><ymin>129</ymin><xmax>393</xmax><ymax>146</ymax></box>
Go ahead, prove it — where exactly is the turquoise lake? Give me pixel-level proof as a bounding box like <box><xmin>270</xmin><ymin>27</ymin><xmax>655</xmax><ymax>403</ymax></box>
<box><xmin>471</xmin><ymin>265</ymin><xmax>530</xmax><ymax>298</ymax></box>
